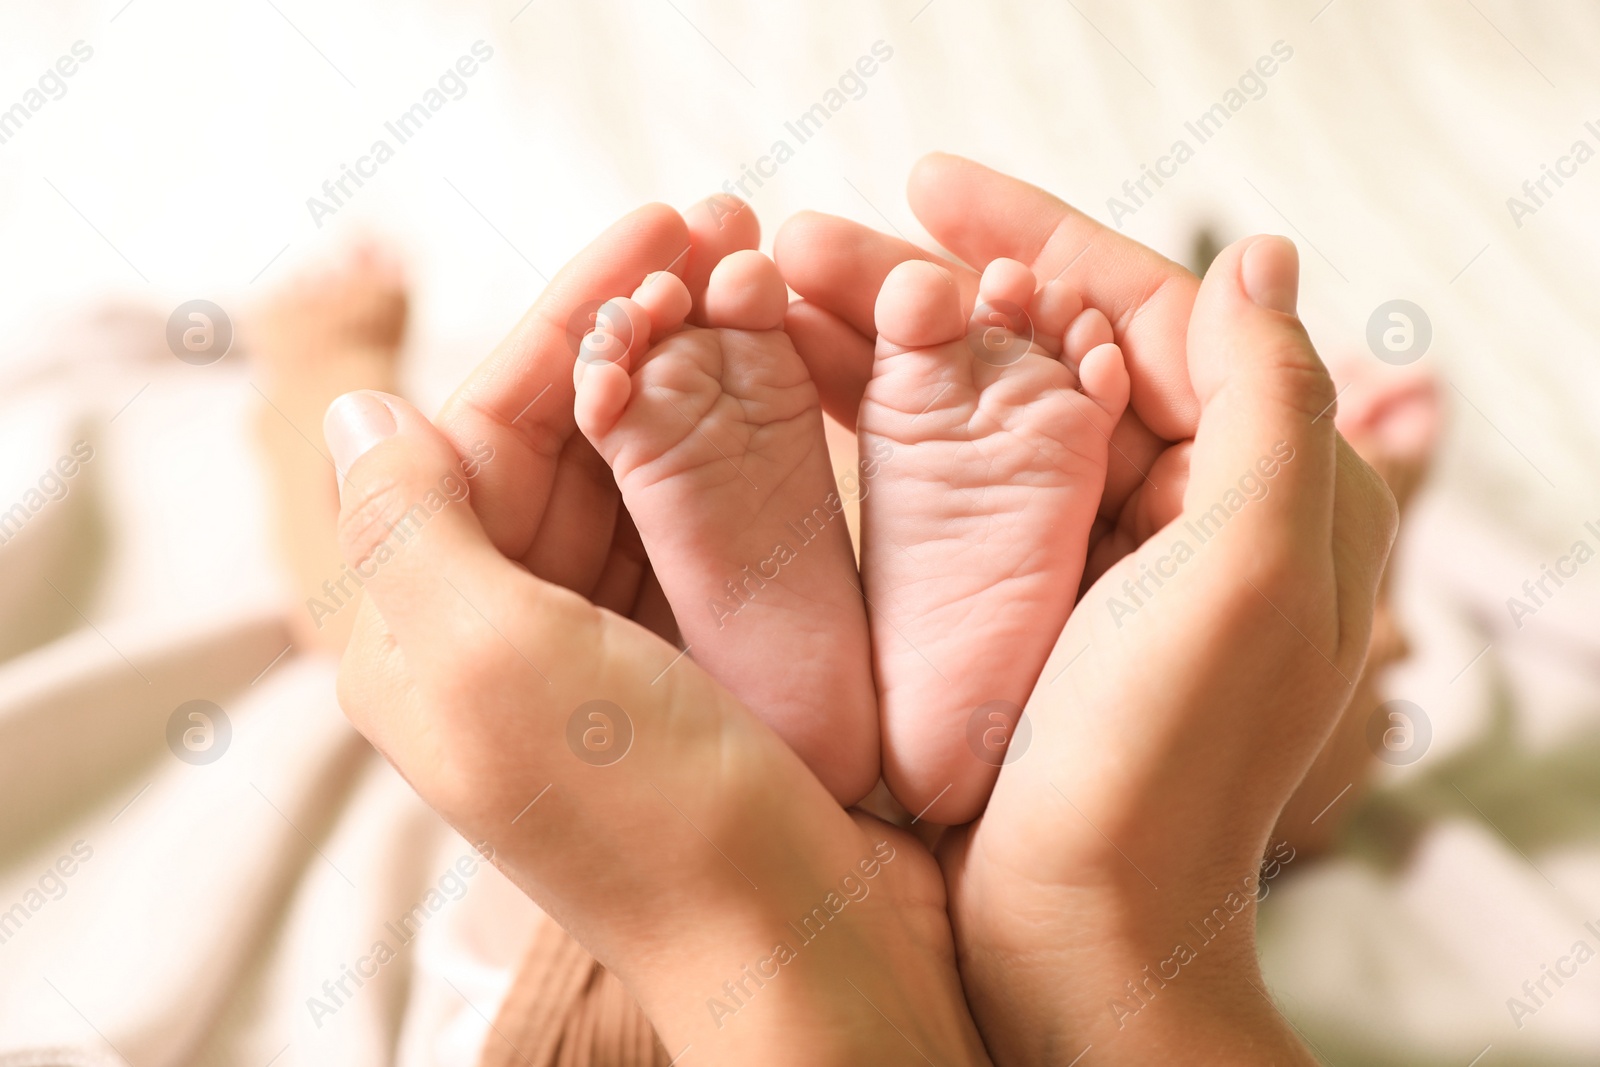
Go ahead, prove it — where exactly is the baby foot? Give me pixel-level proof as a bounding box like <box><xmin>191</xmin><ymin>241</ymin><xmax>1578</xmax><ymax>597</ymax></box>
<box><xmin>251</xmin><ymin>239</ymin><xmax>408</xmax><ymax>653</ymax></box>
<box><xmin>860</xmin><ymin>259</ymin><xmax>1130</xmax><ymax>824</ymax></box>
<box><xmin>573</xmin><ymin>250</ymin><xmax>878</xmax><ymax>804</ymax></box>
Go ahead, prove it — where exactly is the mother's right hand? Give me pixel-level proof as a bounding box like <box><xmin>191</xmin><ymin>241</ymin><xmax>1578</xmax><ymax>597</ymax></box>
<box><xmin>426</xmin><ymin>197</ymin><xmax>755</xmax><ymax>627</ymax></box>
<box><xmin>327</xmin><ymin>203</ymin><xmax>991</xmax><ymax>1066</ymax></box>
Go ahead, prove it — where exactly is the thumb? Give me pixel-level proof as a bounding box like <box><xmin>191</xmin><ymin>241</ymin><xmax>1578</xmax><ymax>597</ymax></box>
<box><xmin>325</xmin><ymin>390</ymin><xmax>509</xmax><ymax>678</ymax></box>
<box><xmin>1182</xmin><ymin>235</ymin><xmax>1338</xmax><ymax>573</ymax></box>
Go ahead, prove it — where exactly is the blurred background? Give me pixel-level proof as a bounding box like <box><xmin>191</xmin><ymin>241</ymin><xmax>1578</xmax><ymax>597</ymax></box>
<box><xmin>2</xmin><ymin>1</ymin><xmax>1598</xmax><ymax>1064</ymax></box>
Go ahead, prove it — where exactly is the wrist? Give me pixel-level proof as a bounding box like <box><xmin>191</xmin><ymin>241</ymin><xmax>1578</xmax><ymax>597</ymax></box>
<box><xmin>620</xmin><ymin>830</ymin><xmax>991</xmax><ymax>1066</ymax></box>
<box><xmin>636</xmin><ymin>907</ymin><xmax>990</xmax><ymax>1066</ymax></box>
<box><xmin>955</xmin><ymin>873</ymin><xmax>1313</xmax><ymax>1066</ymax></box>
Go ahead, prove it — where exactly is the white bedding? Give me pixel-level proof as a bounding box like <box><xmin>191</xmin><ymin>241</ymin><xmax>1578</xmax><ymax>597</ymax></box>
<box><xmin>2</xmin><ymin>1</ymin><xmax>1597</xmax><ymax>1063</ymax></box>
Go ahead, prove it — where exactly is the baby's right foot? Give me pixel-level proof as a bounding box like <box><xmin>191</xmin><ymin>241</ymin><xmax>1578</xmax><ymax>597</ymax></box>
<box><xmin>860</xmin><ymin>259</ymin><xmax>1130</xmax><ymax>824</ymax></box>
<box><xmin>572</xmin><ymin>251</ymin><xmax>878</xmax><ymax>804</ymax></box>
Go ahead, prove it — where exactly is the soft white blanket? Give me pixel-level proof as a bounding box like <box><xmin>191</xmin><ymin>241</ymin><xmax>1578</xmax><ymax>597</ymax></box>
<box><xmin>0</xmin><ymin>342</ymin><xmax>542</xmax><ymax>1066</ymax></box>
<box><xmin>2</xmin><ymin>2</ymin><xmax>1597</xmax><ymax>1064</ymax></box>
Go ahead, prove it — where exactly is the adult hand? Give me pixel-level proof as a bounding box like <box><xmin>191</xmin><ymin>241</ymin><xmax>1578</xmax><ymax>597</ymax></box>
<box><xmin>949</xmin><ymin>234</ymin><xmax>1393</xmax><ymax>1065</ymax></box>
<box><xmin>780</xmin><ymin>158</ymin><xmax>1396</xmax><ymax>1063</ymax></box>
<box><xmin>777</xmin><ymin>153</ymin><xmax>1202</xmax><ymax>586</ymax></box>
<box><xmin>329</xmin><ymin>204</ymin><xmax>991</xmax><ymax>1066</ymax></box>
<box><xmin>431</xmin><ymin>195</ymin><xmax>757</xmax><ymax>630</ymax></box>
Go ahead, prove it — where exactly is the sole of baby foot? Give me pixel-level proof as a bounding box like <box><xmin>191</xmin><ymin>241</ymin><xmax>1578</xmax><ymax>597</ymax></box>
<box><xmin>861</xmin><ymin>257</ymin><xmax>1130</xmax><ymax>825</ymax></box>
<box><xmin>573</xmin><ymin>250</ymin><xmax>880</xmax><ymax>805</ymax></box>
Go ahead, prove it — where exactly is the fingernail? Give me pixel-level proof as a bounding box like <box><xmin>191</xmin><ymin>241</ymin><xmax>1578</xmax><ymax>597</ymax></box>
<box><xmin>324</xmin><ymin>391</ymin><xmax>397</xmax><ymax>474</ymax></box>
<box><xmin>1241</xmin><ymin>236</ymin><xmax>1299</xmax><ymax>315</ymax></box>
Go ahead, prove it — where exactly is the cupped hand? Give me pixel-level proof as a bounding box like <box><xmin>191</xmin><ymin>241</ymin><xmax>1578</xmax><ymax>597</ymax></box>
<box><xmin>431</xmin><ymin>195</ymin><xmax>757</xmax><ymax>631</ymax></box>
<box><xmin>329</xmin><ymin>164</ymin><xmax>1397</xmax><ymax>1067</ymax></box>
<box><xmin>945</xmin><ymin>234</ymin><xmax>1394</xmax><ymax>1065</ymax></box>
<box><xmin>329</xmin><ymin>203</ymin><xmax>990</xmax><ymax>1066</ymax></box>
<box><xmin>776</xmin><ymin>157</ymin><xmax>1396</xmax><ymax>1063</ymax></box>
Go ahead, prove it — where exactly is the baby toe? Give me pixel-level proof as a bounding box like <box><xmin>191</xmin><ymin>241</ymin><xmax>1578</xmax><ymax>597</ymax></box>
<box><xmin>632</xmin><ymin>271</ymin><xmax>693</xmax><ymax>339</ymax></box>
<box><xmin>875</xmin><ymin>260</ymin><xmax>966</xmax><ymax>349</ymax></box>
<box><xmin>573</xmin><ymin>297</ymin><xmax>651</xmax><ymax>442</ymax></box>
<box><xmin>682</xmin><ymin>193</ymin><xmax>759</xmax><ymax>323</ymax></box>
<box><xmin>975</xmin><ymin>257</ymin><xmax>1036</xmax><ymax>311</ymax></box>
<box><xmin>702</xmin><ymin>249</ymin><xmax>788</xmax><ymax>332</ymax></box>
<box><xmin>579</xmin><ymin>297</ymin><xmax>651</xmax><ymax>371</ymax></box>
<box><xmin>1063</xmin><ymin>306</ymin><xmax>1115</xmax><ymax>372</ymax></box>
<box><xmin>970</xmin><ymin>258</ymin><xmax>1042</xmax><ymax>359</ymax></box>
<box><xmin>1029</xmin><ymin>278</ymin><xmax>1085</xmax><ymax>357</ymax></box>
<box><xmin>1077</xmin><ymin>341</ymin><xmax>1131</xmax><ymax>419</ymax></box>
